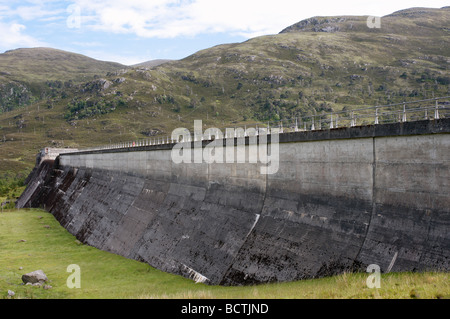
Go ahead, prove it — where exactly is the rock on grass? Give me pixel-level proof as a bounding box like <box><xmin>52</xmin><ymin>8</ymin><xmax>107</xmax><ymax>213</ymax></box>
<box><xmin>22</xmin><ymin>270</ymin><xmax>48</xmax><ymax>284</ymax></box>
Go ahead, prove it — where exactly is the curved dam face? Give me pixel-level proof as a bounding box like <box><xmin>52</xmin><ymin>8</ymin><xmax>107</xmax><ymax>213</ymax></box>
<box><xmin>17</xmin><ymin>119</ymin><xmax>450</xmax><ymax>285</ymax></box>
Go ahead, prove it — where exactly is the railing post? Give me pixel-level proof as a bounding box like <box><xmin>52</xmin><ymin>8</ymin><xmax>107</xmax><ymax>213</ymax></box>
<box><xmin>402</xmin><ymin>103</ymin><xmax>407</xmax><ymax>122</ymax></box>
<box><xmin>435</xmin><ymin>100</ymin><xmax>439</xmax><ymax>119</ymax></box>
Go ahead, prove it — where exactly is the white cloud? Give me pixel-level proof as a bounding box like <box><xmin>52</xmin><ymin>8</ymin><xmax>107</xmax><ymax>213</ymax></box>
<box><xmin>14</xmin><ymin>5</ymin><xmax>63</xmax><ymax>21</ymax></box>
<box><xmin>0</xmin><ymin>1</ymin><xmax>65</xmax><ymax>21</ymax></box>
<box><xmin>71</xmin><ymin>41</ymin><xmax>102</xmax><ymax>47</ymax></box>
<box><xmin>81</xmin><ymin>49</ymin><xmax>155</xmax><ymax>65</ymax></box>
<box><xmin>71</xmin><ymin>0</ymin><xmax>450</xmax><ymax>39</ymax></box>
<box><xmin>0</xmin><ymin>21</ymin><xmax>45</xmax><ymax>51</ymax></box>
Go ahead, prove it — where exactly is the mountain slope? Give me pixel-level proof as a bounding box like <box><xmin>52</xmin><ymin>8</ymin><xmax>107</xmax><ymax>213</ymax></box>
<box><xmin>131</xmin><ymin>59</ymin><xmax>173</xmax><ymax>69</ymax></box>
<box><xmin>153</xmin><ymin>6</ymin><xmax>449</xmax><ymax>120</ymax></box>
<box><xmin>280</xmin><ymin>7</ymin><xmax>450</xmax><ymax>35</ymax></box>
<box><xmin>0</xmin><ymin>47</ymin><xmax>126</xmax><ymax>113</ymax></box>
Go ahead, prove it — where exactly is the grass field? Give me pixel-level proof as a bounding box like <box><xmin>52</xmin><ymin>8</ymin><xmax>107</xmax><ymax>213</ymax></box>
<box><xmin>0</xmin><ymin>209</ymin><xmax>448</xmax><ymax>299</ymax></box>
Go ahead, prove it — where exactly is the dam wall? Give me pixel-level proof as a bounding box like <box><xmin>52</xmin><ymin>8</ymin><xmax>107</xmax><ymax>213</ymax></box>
<box><xmin>17</xmin><ymin>119</ymin><xmax>450</xmax><ymax>285</ymax></box>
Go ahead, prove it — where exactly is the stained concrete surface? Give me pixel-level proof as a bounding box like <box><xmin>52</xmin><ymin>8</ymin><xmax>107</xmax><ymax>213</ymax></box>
<box><xmin>17</xmin><ymin>119</ymin><xmax>450</xmax><ymax>285</ymax></box>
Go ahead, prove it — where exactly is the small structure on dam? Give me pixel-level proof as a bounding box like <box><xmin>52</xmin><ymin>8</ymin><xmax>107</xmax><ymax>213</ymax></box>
<box><xmin>17</xmin><ymin>100</ymin><xmax>450</xmax><ymax>285</ymax></box>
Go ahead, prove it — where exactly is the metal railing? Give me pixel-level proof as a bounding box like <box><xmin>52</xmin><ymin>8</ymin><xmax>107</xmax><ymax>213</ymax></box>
<box><xmin>76</xmin><ymin>96</ymin><xmax>449</xmax><ymax>152</ymax></box>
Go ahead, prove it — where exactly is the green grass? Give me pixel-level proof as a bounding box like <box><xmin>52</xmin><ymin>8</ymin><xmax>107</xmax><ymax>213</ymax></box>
<box><xmin>0</xmin><ymin>209</ymin><xmax>448</xmax><ymax>299</ymax></box>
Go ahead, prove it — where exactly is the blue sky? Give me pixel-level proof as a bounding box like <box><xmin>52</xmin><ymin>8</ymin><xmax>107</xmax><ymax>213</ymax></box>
<box><xmin>0</xmin><ymin>0</ymin><xmax>448</xmax><ymax>65</ymax></box>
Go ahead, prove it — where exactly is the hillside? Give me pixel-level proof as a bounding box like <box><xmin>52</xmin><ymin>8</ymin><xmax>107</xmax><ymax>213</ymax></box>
<box><xmin>131</xmin><ymin>59</ymin><xmax>173</xmax><ymax>69</ymax></box>
<box><xmin>0</xmin><ymin>6</ymin><xmax>449</xmax><ymax>179</ymax></box>
<box><xmin>0</xmin><ymin>48</ymin><xmax>126</xmax><ymax>113</ymax></box>
<box><xmin>158</xmin><ymin>6</ymin><xmax>449</xmax><ymax>121</ymax></box>
<box><xmin>280</xmin><ymin>6</ymin><xmax>450</xmax><ymax>35</ymax></box>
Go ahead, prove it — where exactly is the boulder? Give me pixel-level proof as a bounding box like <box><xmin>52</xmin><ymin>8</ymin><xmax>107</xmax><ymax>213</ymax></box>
<box><xmin>22</xmin><ymin>270</ymin><xmax>48</xmax><ymax>284</ymax></box>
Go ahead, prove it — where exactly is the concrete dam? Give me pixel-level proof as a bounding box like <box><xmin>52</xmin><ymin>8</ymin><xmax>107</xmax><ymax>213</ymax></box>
<box><xmin>17</xmin><ymin>119</ymin><xmax>450</xmax><ymax>285</ymax></box>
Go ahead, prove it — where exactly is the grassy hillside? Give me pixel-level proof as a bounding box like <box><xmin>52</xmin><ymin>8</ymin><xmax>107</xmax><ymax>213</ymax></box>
<box><xmin>159</xmin><ymin>6</ymin><xmax>449</xmax><ymax>122</ymax></box>
<box><xmin>280</xmin><ymin>6</ymin><xmax>450</xmax><ymax>35</ymax></box>
<box><xmin>0</xmin><ymin>47</ymin><xmax>126</xmax><ymax>113</ymax></box>
<box><xmin>131</xmin><ymin>59</ymin><xmax>173</xmax><ymax>68</ymax></box>
<box><xmin>0</xmin><ymin>6</ymin><xmax>449</xmax><ymax>178</ymax></box>
<box><xmin>1</xmin><ymin>209</ymin><xmax>448</xmax><ymax>299</ymax></box>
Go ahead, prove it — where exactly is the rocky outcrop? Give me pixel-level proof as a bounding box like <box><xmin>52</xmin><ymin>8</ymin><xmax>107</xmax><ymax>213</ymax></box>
<box><xmin>0</xmin><ymin>81</ymin><xmax>34</xmax><ymax>112</ymax></box>
<box><xmin>81</xmin><ymin>78</ymin><xmax>113</xmax><ymax>93</ymax></box>
<box><xmin>279</xmin><ymin>17</ymin><xmax>360</xmax><ymax>33</ymax></box>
